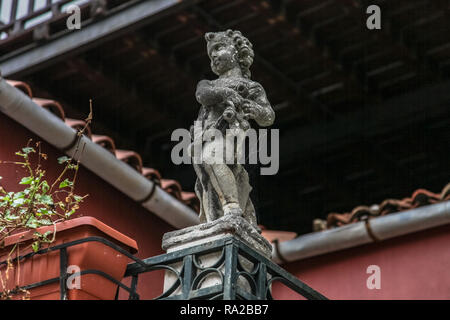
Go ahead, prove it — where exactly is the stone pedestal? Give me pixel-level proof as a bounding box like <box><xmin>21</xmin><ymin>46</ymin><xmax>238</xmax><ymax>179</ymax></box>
<box><xmin>162</xmin><ymin>215</ymin><xmax>272</xmax><ymax>257</ymax></box>
<box><xmin>161</xmin><ymin>215</ymin><xmax>272</xmax><ymax>298</ymax></box>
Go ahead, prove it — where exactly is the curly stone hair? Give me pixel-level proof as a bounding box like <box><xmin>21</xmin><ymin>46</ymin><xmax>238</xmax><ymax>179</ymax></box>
<box><xmin>205</xmin><ymin>29</ymin><xmax>254</xmax><ymax>79</ymax></box>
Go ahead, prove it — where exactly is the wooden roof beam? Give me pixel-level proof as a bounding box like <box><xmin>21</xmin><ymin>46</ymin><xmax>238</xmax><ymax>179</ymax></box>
<box><xmin>0</xmin><ymin>0</ymin><xmax>195</xmax><ymax>77</ymax></box>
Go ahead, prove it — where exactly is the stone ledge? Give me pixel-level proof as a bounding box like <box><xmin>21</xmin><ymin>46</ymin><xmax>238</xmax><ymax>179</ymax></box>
<box><xmin>162</xmin><ymin>215</ymin><xmax>272</xmax><ymax>259</ymax></box>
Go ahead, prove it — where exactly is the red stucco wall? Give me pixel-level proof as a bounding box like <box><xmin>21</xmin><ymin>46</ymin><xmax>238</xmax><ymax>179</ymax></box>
<box><xmin>273</xmin><ymin>223</ymin><xmax>450</xmax><ymax>300</ymax></box>
<box><xmin>0</xmin><ymin>113</ymin><xmax>175</xmax><ymax>299</ymax></box>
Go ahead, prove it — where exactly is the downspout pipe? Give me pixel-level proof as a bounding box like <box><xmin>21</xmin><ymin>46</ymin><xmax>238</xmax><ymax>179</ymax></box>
<box><xmin>273</xmin><ymin>201</ymin><xmax>450</xmax><ymax>264</ymax></box>
<box><xmin>0</xmin><ymin>77</ymin><xmax>199</xmax><ymax>229</ymax></box>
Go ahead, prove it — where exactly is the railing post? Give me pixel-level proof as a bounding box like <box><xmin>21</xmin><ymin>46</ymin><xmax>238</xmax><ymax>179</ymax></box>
<box><xmin>128</xmin><ymin>275</ymin><xmax>139</xmax><ymax>300</ymax></box>
<box><xmin>59</xmin><ymin>247</ymin><xmax>68</xmax><ymax>300</ymax></box>
<box><xmin>27</xmin><ymin>0</ymin><xmax>36</xmax><ymax>15</ymax></box>
<box><xmin>50</xmin><ymin>2</ymin><xmax>60</xmax><ymax>18</ymax></box>
<box><xmin>9</xmin><ymin>0</ymin><xmax>19</xmax><ymax>24</ymax></box>
<box><xmin>9</xmin><ymin>0</ymin><xmax>24</xmax><ymax>35</ymax></box>
<box><xmin>257</xmin><ymin>262</ymin><xmax>267</xmax><ymax>300</ymax></box>
<box><xmin>181</xmin><ymin>255</ymin><xmax>194</xmax><ymax>299</ymax></box>
<box><xmin>223</xmin><ymin>241</ymin><xmax>238</xmax><ymax>300</ymax></box>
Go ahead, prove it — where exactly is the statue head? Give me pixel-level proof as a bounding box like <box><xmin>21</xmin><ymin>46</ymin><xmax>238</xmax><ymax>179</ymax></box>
<box><xmin>205</xmin><ymin>30</ymin><xmax>254</xmax><ymax>78</ymax></box>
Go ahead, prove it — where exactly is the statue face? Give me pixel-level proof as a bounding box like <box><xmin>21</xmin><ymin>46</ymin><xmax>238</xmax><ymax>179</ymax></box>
<box><xmin>208</xmin><ymin>41</ymin><xmax>238</xmax><ymax>76</ymax></box>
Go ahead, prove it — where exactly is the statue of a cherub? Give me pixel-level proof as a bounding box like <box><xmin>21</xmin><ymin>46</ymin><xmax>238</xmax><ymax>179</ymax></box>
<box><xmin>192</xmin><ymin>30</ymin><xmax>275</xmax><ymax>228</ymax></box>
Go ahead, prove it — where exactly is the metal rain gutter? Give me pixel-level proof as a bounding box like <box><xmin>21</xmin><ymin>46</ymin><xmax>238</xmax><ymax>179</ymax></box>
<box><xmin>0</xmin><ymin>77</ymin><xmax>199</xmax><ymax>229</ymax></box>
<box><xmin>272</xmin><ymin>201</ymin><xmax>450</xmax><ymax>264</ymax></box>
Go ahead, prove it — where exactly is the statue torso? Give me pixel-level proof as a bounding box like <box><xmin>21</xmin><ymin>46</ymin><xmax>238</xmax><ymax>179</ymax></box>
<box><xmin>198</xmin><ymin>77</ymin><xmax>262</xmax><ymax>129</ymax></box>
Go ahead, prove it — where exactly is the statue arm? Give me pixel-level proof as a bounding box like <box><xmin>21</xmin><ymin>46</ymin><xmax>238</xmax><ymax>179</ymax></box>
<box><xmin>243</xmin><ymin>85</ymin><xmax>275</xmax><ymax>127</ymax></box>
<box><xmin>196</xmin><ymin>80</ymin><xmax>242</xmax><ymax>107</ymax></box>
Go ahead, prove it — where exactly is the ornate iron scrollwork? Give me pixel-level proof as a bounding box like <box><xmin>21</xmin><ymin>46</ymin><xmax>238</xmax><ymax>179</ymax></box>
<box><xmin>0</xmin><ymin>236</ymin><xmax>327</xmax><ymax>300</ymax></box>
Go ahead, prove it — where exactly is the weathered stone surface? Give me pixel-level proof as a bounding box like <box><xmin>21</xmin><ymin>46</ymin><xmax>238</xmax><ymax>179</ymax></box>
<box><xmin>162</xmin><ymin>214</ymin><xmax>272</xmax><ymax>259</ymax></box>
<box><xmin>162</xmin><ymin>215</ymin><xmax>273</xmax><ymax>296</ymax></box>
<box><xmin>162</xmin><ymin>31</ymin><xmax>276</xmax><ymax>297</ymax></box>
<box><xmin>162</xmin><ymin>239</ymin><xmax>265</xmax><ymax>296</ymax></box>
<box><xmin>190</xmin><ymin>30</ymin><xmax>275</xmax><ymax>227</ymax></box>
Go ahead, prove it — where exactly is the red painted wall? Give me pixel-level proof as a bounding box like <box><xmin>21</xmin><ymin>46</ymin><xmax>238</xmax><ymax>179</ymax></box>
<box><xmin>273</xmin><ymin>223</ymin><xmax>450</xmax><ymax>300</ymax></box>
<box><xmin>0</xmin><ymin>113</ymin><xmax>175</xmax><ymax>299</ymax></box>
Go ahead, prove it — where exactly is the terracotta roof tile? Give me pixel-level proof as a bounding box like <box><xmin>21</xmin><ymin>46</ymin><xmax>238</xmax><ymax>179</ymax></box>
<box><xmin>142</xmin><ymin>167</ymin><xmax>162</xmax><ymax>183</ymax></box>
<box><xmin>322</xmin><ymin>182</ymin><xmax>450</xmax><ymax>230</ymax></box>
<box><xmin>181</xmin><ymin>192</ymin><xmax>200</xmax><ymax>213</ymax></box>
<box><xmin>161</xmin><ymin>179</ymin><xmax>182</xmax><ymax>200</ymax></box>
<box><xmin>442</xmin><ymin>183</ymin><xmax>450</xmax><ymax>201</ymax></box>
<box><xmin>115</xmin><ymin>149</ymin><xmax>143</xmax><ymax>173</ymax></box>
<box><xmin>410</xmin><ymin>189</ymin><xmax>440</xmax><ymax>207</ymax></box>
<box><xmin>91</xmin><ymin>134</ymin><xmax>116</xmax><ymax>154</ymax></box>
<box><xmin>378</xmin><ymin>198</ymin><xmax>412</xmax><ymax>216</ymax></box>
<box><xmin>259</xmin><ymin>225</ymin><xmax>297</xmax><ymax>243</ymax></box>
<box><xmin>326</xmin><ymin>212</ymin><xmax>352</xmax><ymax>228</ymax></box>
<box><xmin>4</xmin><ymin>79</ymin><xmax>200</xmax><ymax>213</ymax></box>
<box><xmin>6</xmin><ymin>80</ymin><xmax>32</xmax><ymax>97</ymax></box>
<box><xmin>65</xmin><ymin>118</ymin><xmax>92</xmax><ymax>138</ymax></box>
<box><xmin>32</xmin><ymin>98</ymin><xmax>66</xmax><ymax>120</ymax></box>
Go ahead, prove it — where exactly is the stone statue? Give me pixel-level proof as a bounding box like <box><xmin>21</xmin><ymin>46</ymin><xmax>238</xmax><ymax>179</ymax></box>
<box><xmin>191</xmin><ymin>30</ymin><xmax>275</xmax><ymax>228</ymax></box>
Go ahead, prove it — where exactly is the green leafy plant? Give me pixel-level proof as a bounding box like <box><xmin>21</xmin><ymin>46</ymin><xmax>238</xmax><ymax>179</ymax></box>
<box><xmin>0</xmin><ymin>141</ymin><xmax>87</xmax><ymax>248</ymax></box>
<box><xmin>0</xmin><ymin>101</ymin><xmax>92</xmax><ymax>299</ymax></box>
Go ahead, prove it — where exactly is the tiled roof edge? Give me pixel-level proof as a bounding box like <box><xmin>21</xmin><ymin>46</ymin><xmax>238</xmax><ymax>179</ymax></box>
<box><xmin>315</xmin><ymin>182</ymin><xmax>450</xmax><ymax>231</ymax></box>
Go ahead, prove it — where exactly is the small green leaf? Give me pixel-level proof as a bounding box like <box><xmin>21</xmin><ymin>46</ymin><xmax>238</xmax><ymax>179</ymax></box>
<box><xmin>13</xmin><ymin>191</ymin><xmax>25</xmax><ymax>199</ymax></box>
<box><xmin>43</xmin><ymin>230</ymin><xmax>52</xmax><ymax>238</ymax></box>
<box><xmin>67</xmin><ymin>164</ymin><xmax>77</xmax><ymax>170</ymax></box>
<box><xmin>31</xmin><ymin>241</ymin><xmax>40</xmax><ymax>252</ymax></box>
<box><xmin>19</xmin><ymin>176</ymin><xmax>33</xmax><ymax>185</ymax></box>
<box><xmin>5</xmin><ymin>214</ymin><xmax>19</xmax><ymax>220</ymax></box>
<box><xmin>57</xmin><ymin>156</ymin><xmax>71</xmax><ymax>164</ymax></box>
<box><xmin>25</xmin><ymin>216</ymin><xmax>39</xmax><ymax>228</ymax></box>
<box><xmin>6</xmin><ymin>192</ymin><xmax>14</xmax><ymax>201</ymax></box>
<box><xmin>18</xmin><ymin>207</ymin><xmax>28</xmax><ymax>214</ymax></box>
<box><xmin>38</xmin><ymin>194</ymin><xmax>53</xmax><ymax>205</ymax></box>
<box><xmin>59</xmin><ymin>179</ymin><xmax>73</xmax><ymax>189</ymax></box>
<box><xmin>36</xmin><ymin>207</ymin><xmax>47</xmax><ymax>216</ymax></box>
<box><xmin>11</xmin><ymin>198</ymin><xmax>25</xmax><ymax>207</ymax></box>
<box><xmin>38</xmin><ymin>219</ymin><xmax>52</xmax><ymax>226</ymax></box>
<box><xmin>22</xmin><ymin>147</ymin><xmax>35</xmax><ymax>154</ymax></box>
<box><xmin>66</xmin><ymin>208</ymin><xmax>76</xmax><ymax>218</ymax></box>
<box><xmin>41</xmin><ymin>181</ymin><xmax>50</xmax><ymax>193</ymax></box>
<box><xmin>0</xmin><ymin>193</ymin><xmax>12</xmax><ymax>202</ymax></box>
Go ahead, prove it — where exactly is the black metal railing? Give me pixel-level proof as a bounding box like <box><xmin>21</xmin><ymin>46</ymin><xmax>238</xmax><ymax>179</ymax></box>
<box><xmin>0</xmin><ymin>236</ymin><xmax>145</xmax><ymax>299</ymax></box>
<box><xmin>0</xmin><ymin>236</ymin><xmax>328</xmax><ymax>300</ymax></box>
<box><xmin>1</xmin><ymin>0</ymin><xmax>83</xmax><ymax>39</ymax></box>
<box><xmin>124</xmin><ymin>237</ymin><xmax>328</xmax><ymax>300</ymax></box>
<box><xmin>0</xmin><ymin>0</ymin><xmax>135</xmax><ymax>42</ymax></box>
